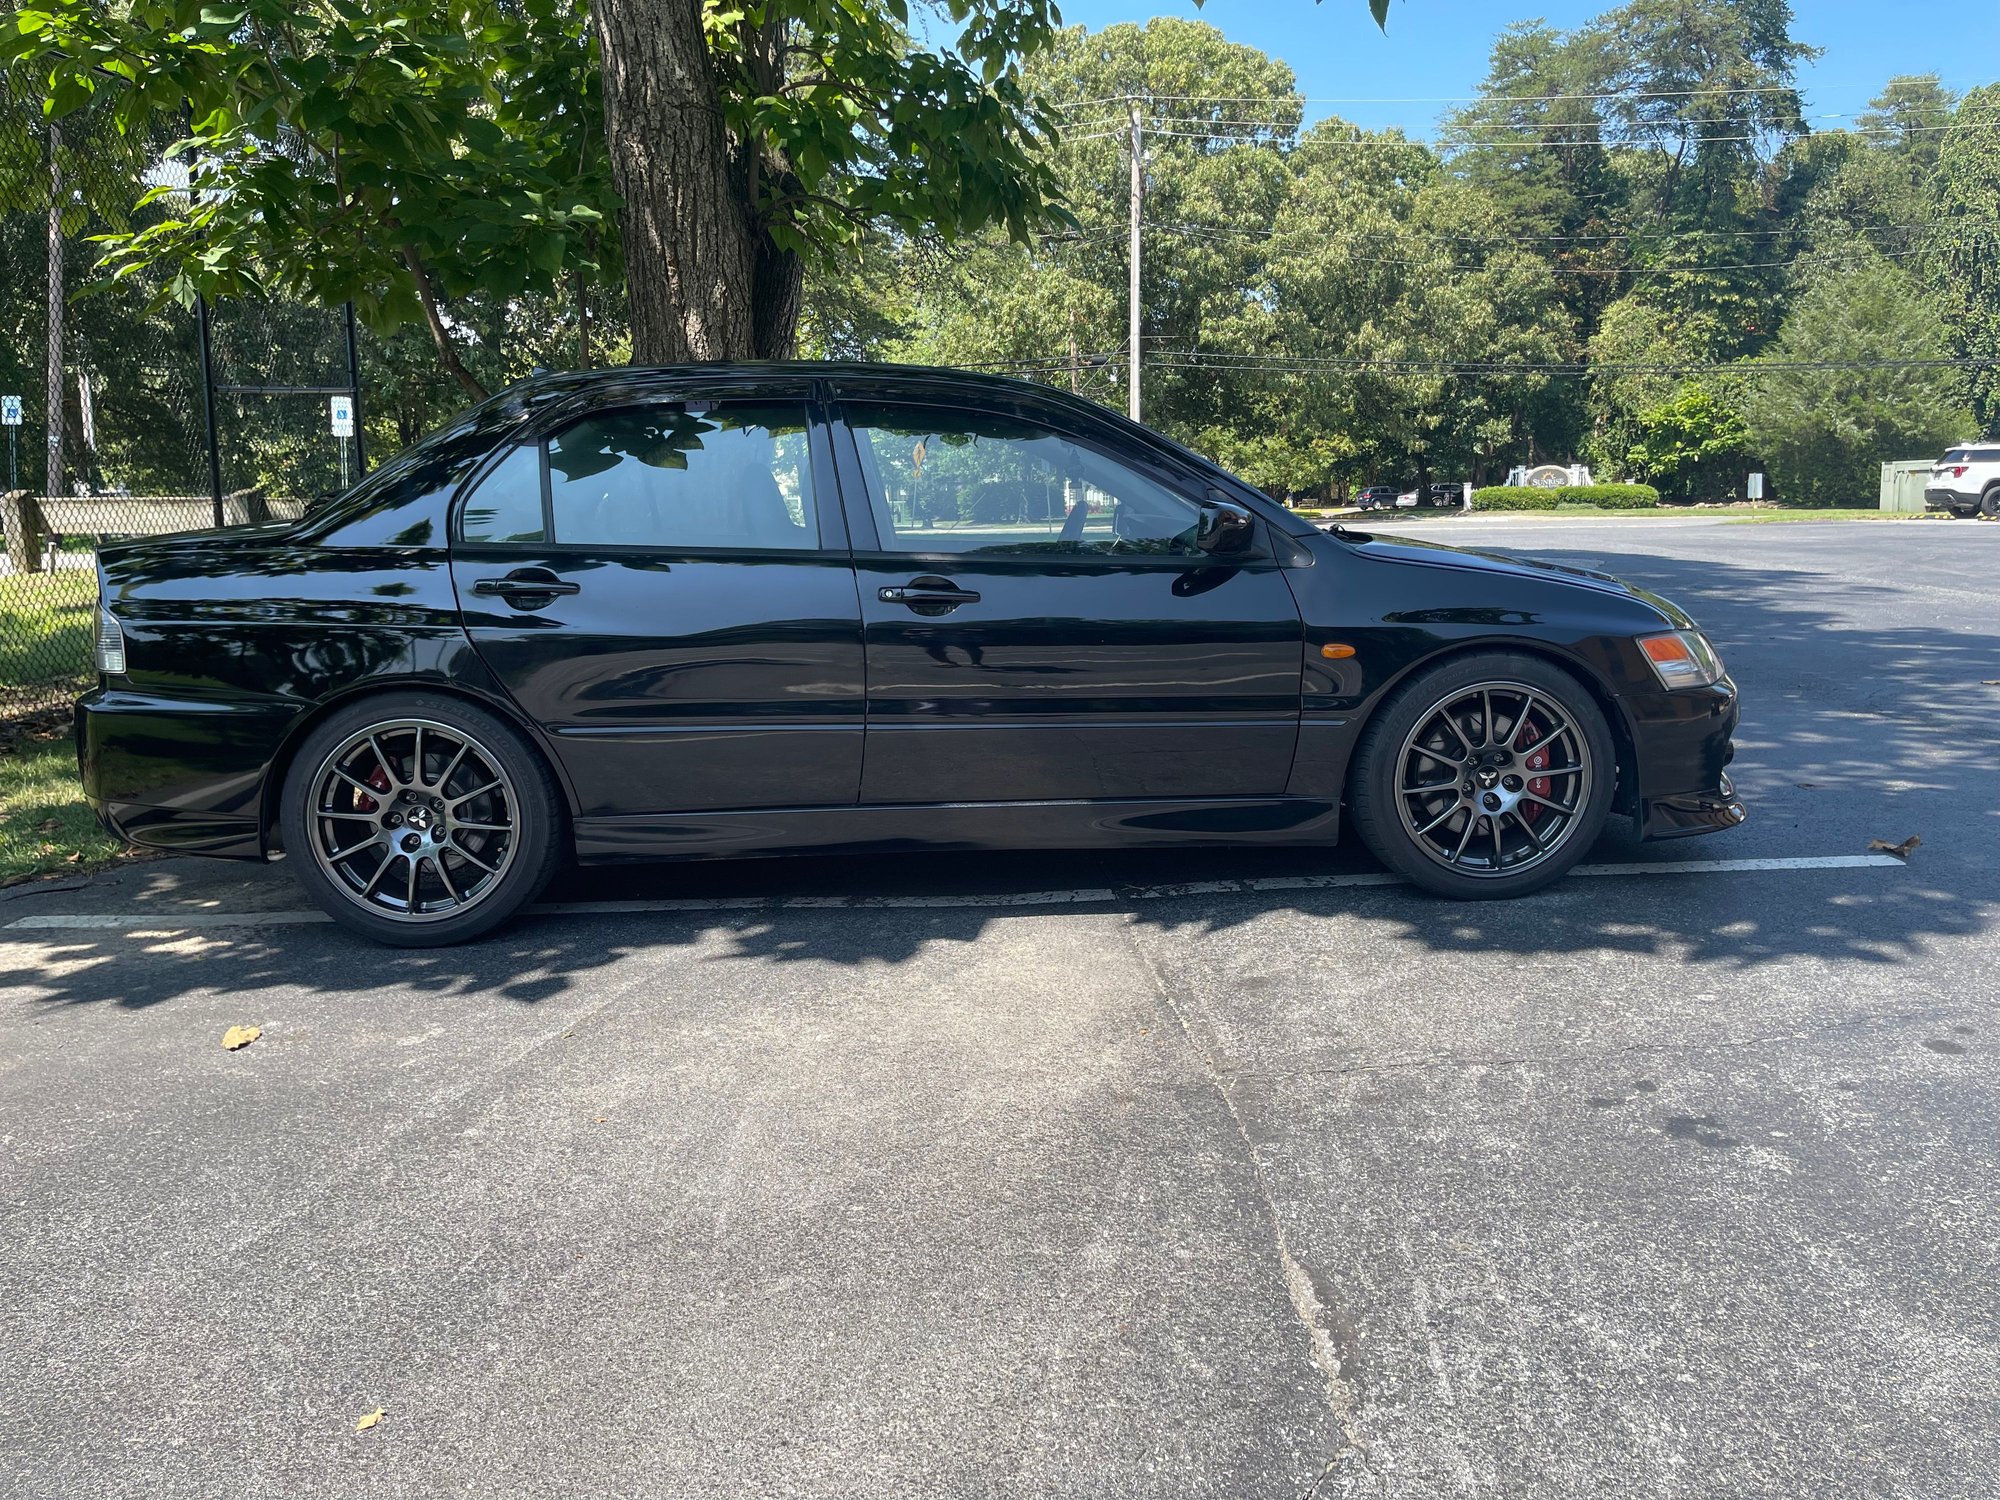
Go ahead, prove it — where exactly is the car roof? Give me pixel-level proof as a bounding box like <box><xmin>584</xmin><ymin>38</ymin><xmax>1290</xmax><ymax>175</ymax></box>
<box><xmin>487</xmin><ymin>361</ymin><xmax>1109</xmax><ymax>418</ymax></box>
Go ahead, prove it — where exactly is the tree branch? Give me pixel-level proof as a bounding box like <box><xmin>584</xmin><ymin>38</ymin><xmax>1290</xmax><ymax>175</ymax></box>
<box><xmin>399</xmin><ymin>244</ymin><xmax>489</xmax><ymax>400</ymax></box>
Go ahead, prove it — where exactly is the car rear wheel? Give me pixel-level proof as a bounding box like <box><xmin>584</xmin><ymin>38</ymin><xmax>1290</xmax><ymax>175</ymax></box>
<box><xmin>280</xmin><ymin>693</ymin><xmax>564</xmax><ymax>946</ymax></box>
<box><xmin>1981</xmin><ymin>488</ymin><xmax>2000</xmax><ymax>519</ymax></box>
<box><xmin>1347</xmin><ymin>653</ymin><xmax>1616</xmax><ymax>899</ymax></box>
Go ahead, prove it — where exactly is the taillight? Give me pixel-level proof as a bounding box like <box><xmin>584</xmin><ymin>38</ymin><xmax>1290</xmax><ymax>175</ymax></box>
<box><xmin>96</xmin><ymin>606</ymin><xmax>126</xmax><ymax>676</ymax></box>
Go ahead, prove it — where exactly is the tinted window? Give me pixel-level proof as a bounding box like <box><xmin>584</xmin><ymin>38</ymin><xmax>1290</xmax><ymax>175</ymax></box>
<box><xmin>459</xmin><ymin>444</ymin><xmax>547</xmax><ymax>543</ymax></box>
<box><xmin>547</xmin><ymin>405</ymin><xmax>816</xmax><ymax>550</ymax></box>
<box><xmin>847</xmin><ymin>406</ymin><xmax>1202</xmax><ymax>557</ymax></box>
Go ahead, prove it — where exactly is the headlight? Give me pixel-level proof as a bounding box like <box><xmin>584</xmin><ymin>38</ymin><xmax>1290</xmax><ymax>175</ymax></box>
<box><xmin>95</xmin><ymin>606</ymin><xmax>127</xmax><ymax>676</ymax></box>
<box><xmin>1638</xmin><ymin>629</ymin><xmax>1723</xmax><ymax>689</ymax></box>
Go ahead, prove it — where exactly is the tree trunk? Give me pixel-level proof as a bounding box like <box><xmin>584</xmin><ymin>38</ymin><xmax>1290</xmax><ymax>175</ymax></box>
<box><xmin>45</xmin><ymin>121</ymin><xmax>64</xmax><ymax>502</ymax></box>
<box><xmin>595</xmin><ymin>0</ymin><xmax>757</xmax><ymax>363</ymax></box>
<box><xmin>750</xmin><ymin>238</ymin><xmax>802</xmax><ymax>360</ymax></box>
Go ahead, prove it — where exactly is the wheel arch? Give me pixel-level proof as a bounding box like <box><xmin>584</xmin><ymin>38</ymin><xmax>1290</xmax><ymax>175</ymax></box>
<box><xmin>259</xmin><ymin>677</ymin><xmax>579</xmax><ymax>854</ymax></box>
<box><xmin>1347</xmin><ymin>636</ymin><xmax>1641</xmax><ymax>817</ymax></box>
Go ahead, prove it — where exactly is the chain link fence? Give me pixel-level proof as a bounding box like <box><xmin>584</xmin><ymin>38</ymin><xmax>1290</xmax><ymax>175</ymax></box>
<box><xmin>2</xmin><ymin>74</ymin><xmax>362</xmax><ymax>727</ymax></box>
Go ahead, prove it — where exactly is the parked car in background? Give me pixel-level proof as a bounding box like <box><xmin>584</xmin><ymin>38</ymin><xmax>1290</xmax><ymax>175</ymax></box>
<box><xmin>1355</xmin><ymin>485</ymin><xmax>1398</xmax><ymax>510</ymax></box>
<box><xmin>1926</xmin><ymin>444</ymin><xmax>2000</xmax><ymax>518</ymax></box>
<box><xmin>79</xmin><ymin>364</ymin><xmax>1743</xmax><ymax>944</ymax></box>
<box><xmin>1429</xmin><ymin>483</ymin><xmax>1464</xmax><ymax>508</ymax></box>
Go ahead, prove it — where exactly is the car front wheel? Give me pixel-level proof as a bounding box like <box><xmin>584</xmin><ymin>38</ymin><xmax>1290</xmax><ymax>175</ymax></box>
<box><xmin>1347</xmin><ymin>653</ymin><xmax>1616</xmax><ymax>899</ymax></box>
<box><xmin>279</xmin><ymin>693</ymin><xmax>565</xmax><ymax>945</ymax></box>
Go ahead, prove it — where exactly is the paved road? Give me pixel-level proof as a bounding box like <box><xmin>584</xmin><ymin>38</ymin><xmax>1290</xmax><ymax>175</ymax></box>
<box><xmin>3</xmin><ymin>519</ymin><xmax>1996</xmax><ymax>1498</ymax></box>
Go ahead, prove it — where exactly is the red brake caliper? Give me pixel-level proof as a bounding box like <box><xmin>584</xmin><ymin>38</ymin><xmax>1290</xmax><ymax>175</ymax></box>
<box><xmin>1514</xmin><ymin>715</ymin><xmax>1551</xmax><ymax>822</ymax></box>
<box><xmin>353</xmin><ymin>764</ymin><xmax>392</xmax><ymax>814</ymax></box>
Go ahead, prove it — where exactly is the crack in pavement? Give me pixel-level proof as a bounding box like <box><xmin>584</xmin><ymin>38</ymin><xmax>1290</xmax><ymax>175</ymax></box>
<box><xmin>1121</xmin><ymin>923</ymin><xmax>1387</xmax><ymax>1498</ymax></box>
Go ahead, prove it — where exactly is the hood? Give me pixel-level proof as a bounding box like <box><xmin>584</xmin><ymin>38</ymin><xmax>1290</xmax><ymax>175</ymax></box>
<box><xmin>1327</xmin><ymin>526</ymin><xmax>1692</xmax><ymax>627</ymax></box>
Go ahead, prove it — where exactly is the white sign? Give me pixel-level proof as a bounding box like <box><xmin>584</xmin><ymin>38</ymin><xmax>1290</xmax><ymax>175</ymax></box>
<box><xmin>1</xmin><ymin>395</ymin><xmax>20</xmax><ymax>426</ymax></box>
<box><xmin>1748</xmin><ymin>472</ymin><xmax>1765</xmax><ymax>500</ymax></box>
<box><xmin>329</xmin><ymin>395</ymin><xmax>355</xmax><ymax>437</ymax></box>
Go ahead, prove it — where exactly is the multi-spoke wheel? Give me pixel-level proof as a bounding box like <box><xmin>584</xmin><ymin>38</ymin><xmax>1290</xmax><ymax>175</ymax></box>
<box><xmin>280</xmin><ymin>694</ymin><xmax>563</xmax><ymax>945</ymax></box>
<box><xmin>1348</xmin><ymin>653</ymin><xmax>1616</xmax><ymax>899</ymax></box>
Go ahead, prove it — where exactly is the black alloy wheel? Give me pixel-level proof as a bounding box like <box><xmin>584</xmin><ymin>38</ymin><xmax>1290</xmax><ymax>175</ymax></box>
<box><xmin>280</xmin><ymin>692</ymin><xmax>564</xmax><ymax>945</ymax></box>
<box><xmin>1347</xmin><ymin>652</ymin><xmax>1616</xmax><ymax>899</ymax></box>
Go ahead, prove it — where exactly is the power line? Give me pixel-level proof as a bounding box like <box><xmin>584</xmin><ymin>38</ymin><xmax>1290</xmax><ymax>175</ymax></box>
<box><xmin>1053</xmin><ymin>85</ymin><xmax>1824</xmax><ymax>112</ymax></box>
<box><xmin>955</xmin><ymin>351</ymin><xmax>1996</xmax><ymax>378</ymax></box>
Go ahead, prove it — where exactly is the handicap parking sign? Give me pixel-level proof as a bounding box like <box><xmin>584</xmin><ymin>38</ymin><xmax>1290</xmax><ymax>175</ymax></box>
<box><xmin>1</xmin><ymin>395</ymin><xmax>21</xmax><ymax>425</ymax></box>
<box><xmin>329</xmin><ymin>395</ymin><xmax>354</xmax><ymax>437</ymax></box>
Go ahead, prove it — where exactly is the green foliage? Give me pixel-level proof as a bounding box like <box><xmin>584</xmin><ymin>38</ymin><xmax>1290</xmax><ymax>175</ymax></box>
<box><xmin>1560</xmin><ymin>483</ymin><xmax>1660</xmax><ymax>508</ymax></box>
<box><xmin>2</xmin><ymin>0</ymin><xmax>614</xmax><ymax>344</ymax></box>
<box><xmin>1472</xmin><ymin>484</ymin><xmax>1658</xmax><ymax>511</ymax></box>
<box><xmin>1625</xmin><ymin>382</ymin><xmax>1749</xmax><ymax>500</ymax></box>
<box><xmin>1740</xmin><ymin>253</ymin><xmax>1975</xmax><ymax>503</ymax></box>
<box><xmin>1925</xmin><ymin>83</ymin><xmax>2000</xmax><ymax>434</ymax></box>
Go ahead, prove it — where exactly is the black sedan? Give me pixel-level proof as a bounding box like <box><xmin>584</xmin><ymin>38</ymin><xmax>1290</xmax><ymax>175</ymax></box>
<box><xmin>78</xmin><ymin>364</ymin><xmax>1742</xmax><ymax>945</ymax></box>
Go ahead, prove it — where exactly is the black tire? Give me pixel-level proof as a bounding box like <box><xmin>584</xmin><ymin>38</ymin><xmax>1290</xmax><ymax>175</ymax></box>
<box><xmin>1981</xmin><ymin>488</ymin><xmax>2000</xmax><ymax>520</ymax></box>
<box><xmin>279</xmin><ymin>691</ymin><xmax>565</xmax><ymax>946</ymax></box>
<box><xmin>1347</xmin><ymin>652</ymin><xmax>1617</xmax><ymax>900</ymax></box>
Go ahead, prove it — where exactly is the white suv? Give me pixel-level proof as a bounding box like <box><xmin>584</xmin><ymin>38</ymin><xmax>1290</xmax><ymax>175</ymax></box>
<box><xmin>1926</xmin><ymin>443</ymin><xmax>2000</xmax><ymax>518</ymax></box>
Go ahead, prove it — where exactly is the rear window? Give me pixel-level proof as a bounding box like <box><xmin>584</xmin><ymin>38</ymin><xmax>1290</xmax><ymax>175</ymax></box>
<box><xmin>1941</xmin><ymin>449</ymin><xmax>1969</xmax><ymax>463</ymax></box>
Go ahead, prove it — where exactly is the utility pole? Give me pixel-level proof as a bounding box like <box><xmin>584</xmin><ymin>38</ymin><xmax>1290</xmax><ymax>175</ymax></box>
<box><xmin>1127</xmin><ymin>96</ymin><xmax>1143</xmax><ymax>423</ymax></box>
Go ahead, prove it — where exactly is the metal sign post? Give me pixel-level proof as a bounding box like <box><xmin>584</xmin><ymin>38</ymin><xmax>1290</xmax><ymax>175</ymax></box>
<box><xmin>330</xmin><ymin>395</ymin><xmax>355</xmax><ymax>490</ymax></box>
<box><xmin>1</xmin><ymin>395</ymin><xmax>19</xmax><ymax>490</ymax></box>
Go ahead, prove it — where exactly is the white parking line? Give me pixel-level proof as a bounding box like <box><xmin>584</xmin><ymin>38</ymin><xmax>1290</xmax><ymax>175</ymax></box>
<box><xmin>0</xmin><ymin>854</ymin><xmax>1908</xmax><ymax>932</ymax></box>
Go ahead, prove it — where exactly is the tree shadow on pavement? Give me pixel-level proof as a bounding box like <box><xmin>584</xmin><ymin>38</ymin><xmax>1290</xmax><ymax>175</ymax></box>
<box><xmin>4</xmin><ymin>551</ymin><xmax>1992</xmax><ymax>1012</ymax></box>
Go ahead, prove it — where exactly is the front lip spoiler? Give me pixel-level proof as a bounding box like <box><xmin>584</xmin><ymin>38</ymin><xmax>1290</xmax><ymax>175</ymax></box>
<box><xmin>1643</xmin><ymin>771</ymin><xmax>1747</xmax><ymax>840</ymax></box>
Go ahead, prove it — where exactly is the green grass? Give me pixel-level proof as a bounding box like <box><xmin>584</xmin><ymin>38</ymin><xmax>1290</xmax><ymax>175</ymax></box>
<box><xmin>0</xmin><ymin>729</ymin><xmax>126</xmax><ymax>886</ymax></box>
<box><xmin>0</xmin><ymin>567</ymin><xmax>97</xmax><ymax>694</ymax></box>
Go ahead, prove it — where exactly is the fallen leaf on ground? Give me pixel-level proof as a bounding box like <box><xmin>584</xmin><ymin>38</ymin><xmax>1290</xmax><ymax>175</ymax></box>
<box><xmin>355</xmin><ymin>1407</ymin><xmax>386</xmax><ymax>1433</ymax></box>
<box><xmin>36</xmin><ymin>818</ymin><xmax>59</xmax><ymax>832</ymax></box>
<box><xmin>1867</xmin><ymin>835</ymin><xmax>1921</xmax><ymax>859</ymax></box>
<box><xmin>221</xmin><ymin>1025</ymin><xmax>262</xmax><ymax>1051</ymax></box>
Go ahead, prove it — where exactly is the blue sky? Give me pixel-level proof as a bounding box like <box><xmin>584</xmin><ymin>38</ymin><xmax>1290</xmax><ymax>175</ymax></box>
<box><xmin>1050</xmin><ymin>1</ymin><xmax>2000</xmax><ymax>138</ymax></box>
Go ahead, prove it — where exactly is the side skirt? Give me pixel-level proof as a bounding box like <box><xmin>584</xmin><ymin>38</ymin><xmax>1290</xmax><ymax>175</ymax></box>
<box><xmin>574</xmin><ymin>796</ymin><xmax>1342</xmax><ymax>863</ymax></box>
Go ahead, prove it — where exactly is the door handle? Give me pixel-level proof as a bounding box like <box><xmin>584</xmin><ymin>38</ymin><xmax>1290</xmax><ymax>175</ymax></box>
<box><xmin>880</xmin><ymin>579</ymin><xmax>980</xmax><ymax>608</ymax></box>
<box><xmin>472</xmin><ymin>568</ymin><xmax>580</xmax><ymax>603</ymax></box>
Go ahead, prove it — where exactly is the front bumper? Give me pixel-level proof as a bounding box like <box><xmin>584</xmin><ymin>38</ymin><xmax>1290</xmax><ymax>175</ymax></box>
<box><xmin>1642</xmin><ymin>770</ymin><xmax>1746</xmax><ymax>838</ymax></box>
<box><xmin>1621</xmin><ymin>677</ymin><xmax>1743</xmax><ymax>841</ymax></box>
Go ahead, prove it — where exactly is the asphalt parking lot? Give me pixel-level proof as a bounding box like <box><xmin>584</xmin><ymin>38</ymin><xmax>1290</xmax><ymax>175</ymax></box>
<box><xmin>4</xmin><ymin>518</ymin><xmax>1997</xmax><ymax>1499</ymax></box>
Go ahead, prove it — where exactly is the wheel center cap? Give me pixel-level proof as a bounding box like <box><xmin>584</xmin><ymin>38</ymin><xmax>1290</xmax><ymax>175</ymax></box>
<box><xmin>406</xmin><ymin>807</ymin><xmax>433</xmax><ymax>831</ymax></box>
<box><xmin>1476</xmin><ymin>767</ymin><xmax>1501</xmax><ymax>788</ymax></box>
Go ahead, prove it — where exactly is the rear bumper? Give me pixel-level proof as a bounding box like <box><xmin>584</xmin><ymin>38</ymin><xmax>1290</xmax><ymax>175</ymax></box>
<box><xmin>1924</xmin><ymin>488</ymin><xmax>1976</xmax><ymax>513</ymax></box>
<box><xmin>76</xmin><ymin>687</ymin><xmax>293</xmax><ymax>861</ymax></box>
<box><xmin>1621</xmin><ymin>678</ymin><xmax>1743</xmax><ymax>841</ymax></box>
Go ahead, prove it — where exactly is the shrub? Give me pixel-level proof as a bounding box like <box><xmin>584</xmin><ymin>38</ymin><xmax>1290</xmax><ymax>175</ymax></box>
<box><xmin>1557</xmin><ymin>483</ymin><xmax>1659</xmax><ymax>509</ymax></box>
<box><xmin>1471</xmin><ymin>483</ymin><xmax>1658</xmax><ymax>511</ymax></box>
<box><xmin>1470</xmin><ymin>487</ymin><xmax>1558</xmax><ymax>511</ymax></box>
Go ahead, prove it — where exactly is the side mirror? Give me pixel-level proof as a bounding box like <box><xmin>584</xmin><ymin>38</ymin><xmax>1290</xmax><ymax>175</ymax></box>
<box><xmin>1195</xmin><ymin>499</ymin><xmax>1256</xmax><ymax>556</ymax></box>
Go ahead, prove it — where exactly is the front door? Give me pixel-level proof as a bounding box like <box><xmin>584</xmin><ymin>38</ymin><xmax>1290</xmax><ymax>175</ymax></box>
<box><xmin>449</xmin><ymin>390</ymin><xmax>865</xmax><ymax>821</ymax></box>
<box><xmin>833</xmin><ymin>398</ymin><xmax>1304</xmax><ymax>805</ymax></box>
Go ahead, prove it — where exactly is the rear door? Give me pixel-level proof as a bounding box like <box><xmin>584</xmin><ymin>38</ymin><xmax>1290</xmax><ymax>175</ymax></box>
<box><xmin>830</xmin><ymin>393</ymin><xmax>1305</xmax><ymax>805</ymax></box>
<box><xmin>449</xmin><ymin>383</ymin><xmax>864</xmax><ymax>821</ymax></box>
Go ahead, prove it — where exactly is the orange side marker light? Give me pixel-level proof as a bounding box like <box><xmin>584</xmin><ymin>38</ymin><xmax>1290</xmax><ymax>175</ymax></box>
<box><xmin>1320</xmin><ymin>643</ymin><xmax>1357</xmax><ymax>660</ymax></box>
